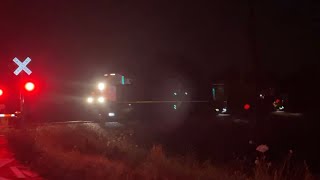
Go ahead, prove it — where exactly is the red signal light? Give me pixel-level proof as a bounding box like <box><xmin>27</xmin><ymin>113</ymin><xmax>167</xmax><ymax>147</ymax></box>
<box><xmin>244</xmin><ymin>104</ymin><xmax>250</xmax><ymax>110</ymax></box>
<box><xmin>25</xmin><ymin>82</ymin><xmax>35</xmax><ymax>92</ymax></box>
<box><xmin>0</xmin><ymin>89</ymin><xmax>3</xmax><ymax>96</ymax></box>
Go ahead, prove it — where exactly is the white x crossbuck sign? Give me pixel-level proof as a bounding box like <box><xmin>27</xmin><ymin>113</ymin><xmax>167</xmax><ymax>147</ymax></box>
<box><xmin>13</xmin><ymin>57</ymin><xmax>32</xmax><ymax>75</ymax></box>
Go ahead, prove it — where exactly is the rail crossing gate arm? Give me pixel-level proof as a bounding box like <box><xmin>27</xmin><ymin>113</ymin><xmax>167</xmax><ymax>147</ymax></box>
<box><xmin>116</xmin><ymin>100</ymin><xmax>209</xmax><ymax>104</ymax></box>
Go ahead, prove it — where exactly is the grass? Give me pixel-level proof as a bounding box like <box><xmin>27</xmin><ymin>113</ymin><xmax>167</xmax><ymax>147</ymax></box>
<box><xmin>5</xmin><ymin>123</ymin><xmax>315</xmax><ymax>180</ymax></box>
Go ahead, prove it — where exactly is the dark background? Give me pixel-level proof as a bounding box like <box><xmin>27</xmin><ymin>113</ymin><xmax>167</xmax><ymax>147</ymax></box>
<box><xmin>0</xmin><ymin>0</ymin><xmax>320</xmax><ymax>173</ymax></box>
<box><xmin>0</xmin><ymin>0</ymin><xmax>319</xmax><ymax>120</ymax></box>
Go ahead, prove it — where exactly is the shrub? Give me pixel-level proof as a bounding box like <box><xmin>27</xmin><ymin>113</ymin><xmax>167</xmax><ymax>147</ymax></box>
<box><xmin>5</xmin><ymin>123</ymin><xmax>314</xmax><ymax>180</ymax></box>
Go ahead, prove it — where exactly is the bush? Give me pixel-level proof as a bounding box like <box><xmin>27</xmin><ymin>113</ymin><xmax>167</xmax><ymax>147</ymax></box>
<box><xmin>5</xmin><ymin>123</ymin><xmax>314</xmax><ymax>180</ymax></box>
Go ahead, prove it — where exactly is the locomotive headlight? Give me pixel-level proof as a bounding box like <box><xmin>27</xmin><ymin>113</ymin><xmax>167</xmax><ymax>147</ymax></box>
<box><xmin>97</xmin><ymin>96</ymin><xmax>105</xmax><ymax>103</ymax></box>
<box><xmin>87</xmin><ymin>97</ymin><xmax>94</xmax><ymax>104</ymax></box>
<box><xmin>108</xmin><ymin>112</ymin><xmax>115</xmax><ymax>117</ymax></box>
<box><xmin>97</xmin><ymin>82</ymin><xmax>105</xmax><ymax>91</ymax></box>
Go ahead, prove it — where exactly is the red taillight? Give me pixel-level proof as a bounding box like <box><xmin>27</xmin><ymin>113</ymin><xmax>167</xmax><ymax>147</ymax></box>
<box><xmin>244</xmin><ymin>104</ymin><xmax>250</xmax><ymax>110</ymax></box>
<box><xmin>0</xmin><ymin>89</ymin><xmax>3</xmax><ymax>96</ymax></box>
<box><xmin>25</xmin><ymin>82</ymin><xmax>35</xmax><ymax>92</ymax></box>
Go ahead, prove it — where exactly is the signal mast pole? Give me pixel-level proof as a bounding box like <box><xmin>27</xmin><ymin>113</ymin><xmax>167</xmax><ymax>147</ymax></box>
<box><xmin>248</xmin><ymin>0</ymin><xmax>259</xmax><ymax>127</ymax></box>
<box><xmin>19</xmin><ymin>74</ymin><xmax>25</xmax><ymax>127</ymax></box>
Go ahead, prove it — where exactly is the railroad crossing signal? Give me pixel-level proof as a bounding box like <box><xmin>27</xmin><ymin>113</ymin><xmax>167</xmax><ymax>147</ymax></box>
<box><xmin>13</xmin><ymin>57</ymin><xmax>32</xmax><ymax>75</ymax></box>
<box><xmin>24</xmin><ymin>82</ymin><xmax>35</xmax><ymax>92</ymax></box>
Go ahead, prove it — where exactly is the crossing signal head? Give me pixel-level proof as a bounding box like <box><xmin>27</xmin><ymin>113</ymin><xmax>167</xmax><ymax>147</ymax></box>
<box><xmin>25</xmin><ymin>82</ymin><xmax>35</xmax><ymax>92</ymax></box>
<box><xmin>244</xmin><ymin>103</ymin><xmax>250</xmax><ymax>110</ymax></box>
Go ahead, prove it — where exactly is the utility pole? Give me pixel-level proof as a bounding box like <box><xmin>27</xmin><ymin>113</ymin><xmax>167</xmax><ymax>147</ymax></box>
<box><xmin>248</xmin><ymin>0</ymin><xmax>259</xmax><ymax>83</ymax></box>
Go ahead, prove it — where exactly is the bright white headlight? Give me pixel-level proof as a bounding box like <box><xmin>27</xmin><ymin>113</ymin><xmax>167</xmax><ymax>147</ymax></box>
<box><xmin>279</xmin><ymin>106</ymin><xmax>284</xmax><ymax>110</ymax></box>
<box><xmin>97</xmin><ymin>82</ymin><xmax>105</xmax><ymax>91</ymax></box>
<box><xmin>87</xmin><ymin>97</ymin><xmax>94</xmax><ymax>103</ymax></box>
<box><xmin>97</xmin><ymin>96</ymin><xmax>105</xmax><ymax>103</ymax></box>
<box><xmin>222</xmin><ymin>108</ymin><xmax>227</xmax><ymax>113</ymax></box>
<box><xmin>108</xmin><ymin>112</ymin><xmax>115</xmax><ymax>117</ymax></box>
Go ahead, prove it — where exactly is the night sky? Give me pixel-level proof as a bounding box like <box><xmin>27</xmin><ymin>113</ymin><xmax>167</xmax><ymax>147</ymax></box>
<box><xmin>0</xmin><ymin>0</ymin><xmax>318</xmax><ymax>100</ymax></box>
